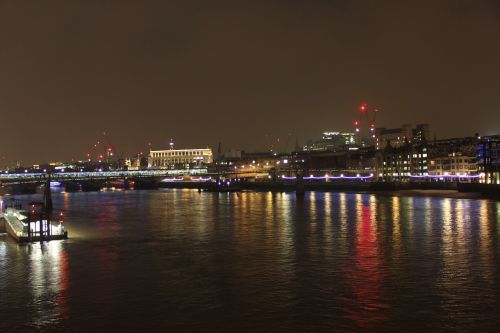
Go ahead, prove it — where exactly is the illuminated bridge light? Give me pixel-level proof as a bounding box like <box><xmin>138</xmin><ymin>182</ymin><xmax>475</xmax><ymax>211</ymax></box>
<box><xmin>189</xmin><ymin>177</ymin><xmax>212</xmax><ymax>181</ymax></box>
<box><xmin>161</xmin><ymin>178</ymin><xmax>184</xmax><ymax>182</ymax></box>
<box><xmin>279</xmin><ymin>174</ymin><xmax>374</xmax><ymax>181</ymax></box>
<box><xmin>408</xmin><ymin>174</ymin><xmax>479</xmax><ymax>179</ymax></box>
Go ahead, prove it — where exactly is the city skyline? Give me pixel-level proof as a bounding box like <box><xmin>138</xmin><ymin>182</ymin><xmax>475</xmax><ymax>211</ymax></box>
<box><xmin>1</xmin><ymin>0</ymin><xmax>500</xmax><ymax>164</ymax></box>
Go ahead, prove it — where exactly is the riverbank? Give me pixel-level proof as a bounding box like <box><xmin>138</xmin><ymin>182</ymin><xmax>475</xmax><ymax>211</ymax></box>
<box><xmin>160</xmin><ymin>181</ymin><xmax>499</xmax><ymax>199</ymax></box>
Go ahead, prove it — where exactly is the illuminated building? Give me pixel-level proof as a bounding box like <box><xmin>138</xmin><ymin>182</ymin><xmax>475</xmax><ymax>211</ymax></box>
<box><xmin>412</xmin><ymin>124</ymin><xmax>431</xmax><ymax>145</ymax></box>
<box><xmin>148</xmin><ymin>147</ymin><xmax>213</xmax><ymax>169</ymax></box>
<box><xmin>303</xmin><ymin>131</ymin><xmax>357</xmax><ymax>151</ymax></box>
<box><xmin>298</xmin><ymin>146</ymin><xmax>377</xmax><ymax>176</ymax></box>
<box><xmin>428</xmin><ymin>153</ymin><xmax>477</xmax><ymax>180</ymax></box>
<box><xmin>125</xmin><ymin>155</ymin><xmax>148</xmax><ymax>171</ymax></box>
<box><xmin>428</xmin><ymin>136</ymin><xmax>478</xmax><ymax>158</ymax></box>
<box><xmin>378</xmin><ymin>142</ymin><xmax>428</xmax><ymax>180</ymax></box>
<box><xmin>322</xmin><ymin>131</ymin><xmax>356</xmax><ymax>144</ymax></box>
<box><xmin>216</xmin><ymin>151</ymin><xmax>279</xmax><ymax>165</ymax></box>
<box><xmin>376</xmin><ymin>124</ymin><xmax>430</xmax><ymax>149</ymax></box>
<box><xmin>210</xmin><ymin>150</ymin><xmax>283</xmax><ymax>181</ymax></box>
<box><xmin>477</xmin><ymin>135</ymin><xmax>500</xmax><ymax>184</ymax></box>
<box><xmin>213</xmin><ymin>151</ymin><xmax>280</xmax><ymax>177</ymax></box>
<box><xmin>422</xmin><ymin>136</ymin><xmax>479</xmax><ymax>181</ymax></box>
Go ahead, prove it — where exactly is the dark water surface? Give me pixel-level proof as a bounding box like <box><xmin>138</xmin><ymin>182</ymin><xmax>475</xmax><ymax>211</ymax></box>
<box><xmin>1</xmin><ymin>190</ymin><xmax>499</xmax><ymax>332</ymax></box>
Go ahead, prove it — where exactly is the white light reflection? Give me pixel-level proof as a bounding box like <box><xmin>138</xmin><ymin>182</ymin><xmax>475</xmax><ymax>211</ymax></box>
<box><xmin>479</xmin><ymin>200</ymin><xmax>493</xmax><ymax>284</ymax></box>
<box><xmin>28</xmin><ymin>241</ymin><xmax>69</xmax><ymax>327</ymax></box>
<box><xmin>391</xmin><ymin>196</ymin><xmax>401</xmax><ymax>255</ymax></box>
<box><xmin>339</xmin><ymin>192</ymin><xmax>347</xmax><ymax>236</ymax></box>
<box><xmin>405</xmin><ymin>197</ymin><xmax>415</xmax><ymax>238</ymax></box>
<box><xmin>497</xmin><ymin>202</ymin><xmax>500</xmax><ymax>235</ymax></box>
<box><xmin>309</xmin><ymin>191</ymin><xmax>318</xmax><ymax>236</ymax></box>
<box><xmin>423</xmin><ymin>197</ymin><xmax>432</xmax><ymax>236</ymax></box>
<box><xmin>324</xmin><ymin>192</ymin><xmax>333</xmax><ymax>243</ymax></box>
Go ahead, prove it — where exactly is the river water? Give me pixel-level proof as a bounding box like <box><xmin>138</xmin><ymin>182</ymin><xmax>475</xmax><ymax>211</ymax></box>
<box><xmin>1</xmin><ymin>190</ymin><xmax>499</xmax><ymax>332</ymax></box>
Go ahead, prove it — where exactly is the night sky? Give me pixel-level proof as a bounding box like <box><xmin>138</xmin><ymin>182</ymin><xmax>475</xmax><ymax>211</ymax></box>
<box><xmin>1</xmin><ymin>0</ymin><xmax>500</xmax><ymax>165</ymax></box>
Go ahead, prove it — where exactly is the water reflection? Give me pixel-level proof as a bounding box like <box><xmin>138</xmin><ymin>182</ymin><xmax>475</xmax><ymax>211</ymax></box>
<box><xmin>392</xmin><ymin>196</ymin><xmax>401</xmax><ymax>255</ymax></box>
<box><xmin>497</xmin><ymin>202</ymin><xmax>500</xmax><ymax>236</ymax></box>
<box><xmin>26</xmin><ymin>242</ymin><xmax>69</xmax><ymax>329</ymax></box>
<box><xmin>478</xmin><ymin>200</ymin><xmax>494</xmax><ymax>284</ymax></box>
<box><xmin>423</xmin><ymin>197</ymin><xmax>432</xmax><ymax>236</ymax></box>
<box><xmin>1</xmin><ymin>191</ymin><xmax>499</xmax><ymax>332</ymax></box>
<box><xmin>339</xmin><ymin>192</ymin><xmax>348</xmax><ymax>240</ymax></box>
<box><xmin>341</xmin><ymin>194</ymin><xmax>388</xmax><ymax>330</ymax></box>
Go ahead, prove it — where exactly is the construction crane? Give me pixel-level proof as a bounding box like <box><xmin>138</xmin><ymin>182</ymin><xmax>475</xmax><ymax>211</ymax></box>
<box><xmin>370</xmin><ymin>107</ymin><xmax>379</xmax><ymax>139</ymax></box>
<box><xmin>353</xmin><ymin>103</ymin><xmax>368</xmax><ymax>134</ymax></box>
<box><xmin>85</xmin><ymin>131</ymin><xmax>117</xmax><ymax>163</ymax></box>
<box><xmin>101</xmin><ymin>131</ymin><xmax>116</xmax><ymax>163</ymax></box>
<box><xmin>353</xmin><ymin>103</ymin><xmax>380</xmax><ymax>144</ymax></box>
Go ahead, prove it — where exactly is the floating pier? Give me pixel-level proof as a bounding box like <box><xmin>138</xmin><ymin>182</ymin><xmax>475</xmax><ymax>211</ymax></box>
<box><xmin>2</xmin><ymin>208</ymin><xmax>67</xmax><ymax>243</ymax></box>
<box><xmin>1</xmin><ymin>177</ymin><xmax>68</xmax><ymax>243</ymax></box>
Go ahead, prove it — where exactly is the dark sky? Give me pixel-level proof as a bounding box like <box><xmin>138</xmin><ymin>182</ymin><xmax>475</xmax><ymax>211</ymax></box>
<box><xmin>1</xmin><ymin>0</ymin><xmax>500</xmax><ymax>164</ymax></box>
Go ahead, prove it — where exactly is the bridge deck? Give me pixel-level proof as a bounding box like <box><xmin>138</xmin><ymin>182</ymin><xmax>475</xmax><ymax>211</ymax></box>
<box><xmin>0</xmin><ymin>169</ymin><xmax>213</xmax><ymax>184</ymax></box>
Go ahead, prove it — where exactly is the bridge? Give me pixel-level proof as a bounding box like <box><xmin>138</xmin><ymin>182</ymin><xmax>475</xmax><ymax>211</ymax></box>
<box><xmin>0</xmin><ymin>168</ymin><xmax>476</xmax><ymax>196</ymax></box>
<box><xmin>0</xmin><ymin>168</ymin><xmax>280</xmax><ymax>194</ymax></box>
<box><xmin>0</xmin><ymin>169</ymin><xmax>210</xmax><ymax>184</ymax></box>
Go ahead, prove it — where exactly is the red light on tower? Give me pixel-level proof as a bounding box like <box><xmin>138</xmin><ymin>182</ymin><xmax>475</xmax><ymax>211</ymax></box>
<box><xmin>360</xmin><ymin>103</ymin><xmax>367</xmax><ymax>112</ymax></box>
<box><xmin>354</xmin><ymin>120</ymin><xmax>360</xmax><ymax>133</ymax></box>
